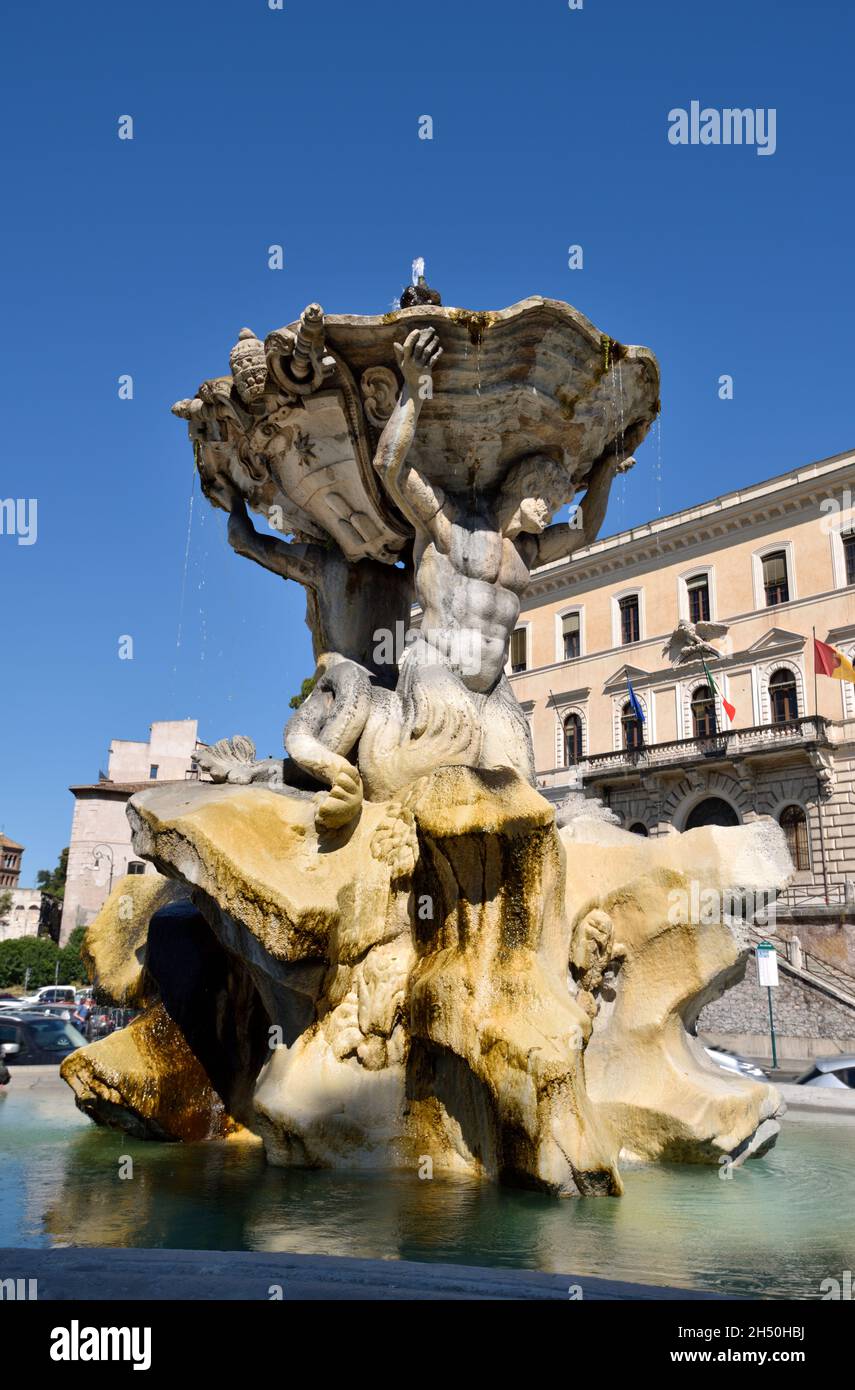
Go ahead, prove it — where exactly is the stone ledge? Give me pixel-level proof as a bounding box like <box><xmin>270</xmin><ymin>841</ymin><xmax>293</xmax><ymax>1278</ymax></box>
<box><xmin>0</xmin><ymin>1247</ymin><xmax>725</xmax><ymax>1302</ymax></box>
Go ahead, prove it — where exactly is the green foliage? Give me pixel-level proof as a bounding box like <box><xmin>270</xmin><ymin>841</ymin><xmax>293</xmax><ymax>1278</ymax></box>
<box><xmin>0</xmin><ymin>936</ymin><xmax>60</xmax><ymax>989</ymax></box>
<box><xmin>0</xmin><ymin>890</ymin><xmax>12</xmax><ymax>918</ymax></box>
<box><xmin>0</xmin><ymin>923</ymin><xmax>88</xmax><ymax>989</ymax></box>
<box><xmin>289</xmin><ymin>675</ymin><xmax>317</xmax><ymax>710</ymax></box>
<box><xmin>59</xmin><ymin>925</ymin><xmax>89</xmax><ymax>986</ymax></box>
<box><xmin>36</xmin><ymin>847</ymin><xmax>68</xmax><ymax>900</ymax></box>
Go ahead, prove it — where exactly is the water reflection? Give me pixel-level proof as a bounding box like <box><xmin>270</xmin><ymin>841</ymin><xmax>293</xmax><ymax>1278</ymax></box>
<box><xmin>2</xmin><ymin>1083</ymin><xmax>853</xmax><ymax>1298</ymax></box>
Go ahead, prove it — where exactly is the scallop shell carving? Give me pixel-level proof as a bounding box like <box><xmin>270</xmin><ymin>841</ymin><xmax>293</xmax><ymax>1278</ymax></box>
<box><xmin>230</xmin><ymin>328</ymin><xmax>267</xmax><ymax>403</ymax></box>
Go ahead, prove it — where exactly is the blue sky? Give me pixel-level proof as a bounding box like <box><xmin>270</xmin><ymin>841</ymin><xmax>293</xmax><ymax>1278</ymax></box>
<box><xmin>2</xmin><ymin>0</ymin><xmax>854</xmax><ymax>878</ymax></box>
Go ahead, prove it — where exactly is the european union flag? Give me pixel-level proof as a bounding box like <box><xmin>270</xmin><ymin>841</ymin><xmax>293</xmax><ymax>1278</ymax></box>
<box><xmin>626</xmin><ymin>678</ymin><xmax>646</xmax><ymax>723</ymax></box>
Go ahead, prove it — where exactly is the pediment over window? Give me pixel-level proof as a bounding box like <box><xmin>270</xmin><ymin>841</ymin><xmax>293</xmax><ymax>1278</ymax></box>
<box><xmin>603</xmin><ymin>664</ymin><xmax>647</xmax><ymax>691</ymax></box>
<box><xmin>746</xmin><ymin>628</ymin><xmax>805</xmax><ymax>654</ymax></box>
<box><xmin>826</xmin><ymin>623</ymin><xmax>855</xmax><ymax>646</ymax></box>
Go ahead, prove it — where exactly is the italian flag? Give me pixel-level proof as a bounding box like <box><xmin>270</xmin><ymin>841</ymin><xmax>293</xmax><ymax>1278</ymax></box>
<box><xmin>814</xmin><ymin>637</ymin><xmax>855</xmax><ymax>683</ymax></box>
<box><xmin>702</xmin><ymin>660</ymin><xmax>736</xmax><ymax>723</ymax></box>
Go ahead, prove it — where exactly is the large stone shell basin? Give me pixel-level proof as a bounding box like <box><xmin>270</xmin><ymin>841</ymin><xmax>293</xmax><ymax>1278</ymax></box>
<box><xmin>314</xmin><ymin>296</ymin><xmax>660</xmax><ymax>494</ymax></box>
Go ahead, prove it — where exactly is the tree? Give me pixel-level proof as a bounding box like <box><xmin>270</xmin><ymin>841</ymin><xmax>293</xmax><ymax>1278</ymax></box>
<box><xmin>0</xmin><ymin>936</ymin><xmax>60</xmax><ymax>989</ymax></box>
<box><xmin>0</xmin><ymin>890</ymin><xmax>12</xmax><ymax>919</ymax></box>
<box><xmin>59</xmin><ymin>925</ymin><xmax>89</xmax><ymax>987</ymax></box>
<box><xmin>36</xmin><ymin>847</ymin><xmax>68</xmax><ymax>900</ymax></box>
<box><xmin>289</xmin><ymin>675</ymin><xmax>316</xmax><ymax>710</ymax></box>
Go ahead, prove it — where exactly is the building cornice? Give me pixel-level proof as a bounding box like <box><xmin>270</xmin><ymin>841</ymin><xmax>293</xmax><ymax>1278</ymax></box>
<box><xmin>524</xmin><ymin>449</ymin><xmax>855</xmax><ymax>601</ymax></box>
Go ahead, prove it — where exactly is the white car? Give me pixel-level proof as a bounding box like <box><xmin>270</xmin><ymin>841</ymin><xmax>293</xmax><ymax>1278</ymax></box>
<box><xmin>795</xmin><ymin>1056</ymin><xmax>855</xmax><ymax>1089</ymax></box>
<box><xmin>704</xmin><ymin>1046</ymin><xmax>768</xmax><ymax>1080</ymax></box>
<box><xmin>19</xmin><ymin>985</ymin><xmax>77</xmax><ymax>1008</ymax></box>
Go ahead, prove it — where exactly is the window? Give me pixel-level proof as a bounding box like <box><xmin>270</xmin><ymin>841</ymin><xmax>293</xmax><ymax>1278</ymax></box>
<box><xmin>780</xmin><ymin>805</ymin><xmax>810</xmax><ymax>871</ymax></box>
<box><xmin>691</xmin><ymin>685</ymin><xmax>717</xmax><ymax>737</ymax></box>
<box><xmin>844</xmin><ymin>533</ymin><xmax>855</xmax><ymax>586</ymax></box>
<box><xmin>149</xmin><ymin>764</ymin><xmax>159</xmax><ymax>779</ymax></box>
<box><xmin>763</xmin><ymin>551</ymin><xmax>789</xmax><ymax>607</ymax></box>
<box><xmin>685</xmin><ymin>797</ymin><xmax>739</xmax><ymax>829</ymax></box>
<box><xmin>127</xmin><ymin>861</ymin><xmax>146</xmax><ymax>875</ymax></box>
<box><xmin>621</xmin><ymin>700</ymin><xmax>644</xmax><ymax>749</ymax></box>
<box><xmin>564</xmin><ymin>714</ymin><xmax>583</xmax><ymax>764</ymax></box>
<box><xmin>510</xmin><ymin>628</ymin><xmax>527</xmax><ymax>673</ymax></box>
<box><xmin>619</xmin><ymin>595</ymin><xmax>640</xmax><ymax>645</ymax></box>
<box><xmin>769</xmin><ymin>668</ymin><xmax>799</xmax><ymax>724</ymax></box>
<box><xmin>686</xmin><ymin>574</ymin><xmax>710</xmax><ymax>624</ymax></box>
<box><xmin>562</xmin><ymin>612</ymin><xmax>581</xmax><ymax>660</ymax></box>
<box><xmin>629</xmin><ymin>822</ymin><xmax>649</xmax><ymax>837</ymax></box>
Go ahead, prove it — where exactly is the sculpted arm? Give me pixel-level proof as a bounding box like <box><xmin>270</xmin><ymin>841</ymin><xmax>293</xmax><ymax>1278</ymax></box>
<box><xmin>227</xmin><ymin>496</ymin><xmax>319</xmax><ymax>586</ymax></box>
<box><xmin>534</xmin><ymin>440</ymin><xmax>639</xmax><ymax>566</ymax></box>
<box><xmin>373</xmin><ymin>328</ymin><xmax>454</xmax><ymax>546</ymax></box>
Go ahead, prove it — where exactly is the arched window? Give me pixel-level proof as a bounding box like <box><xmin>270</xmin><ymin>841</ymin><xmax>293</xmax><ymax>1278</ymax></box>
<box><xmin>780</xmin><ymin>804</ymin><xmax>810</xmax><ymax>871</ymax></box>
<box><xmin>685</xmin><ymin>797</ymin><xmax>739</xmax><ymax>829</ymax></box>
<box><xmin>691</xmin><ymin>685</ymin><xmax>717</xmax><ymax>737</ymax></box>
<box><xmin>769</xmin><ymin>668</ymin><xmax>799</xmax><ymax>724</ymax></box>
<box><xmin>629</xmin><ymin>822</ymin><xmax>649</xmax><ymax>837</ymax></box>
<box><xmin>622</xmin><ymin>700</ymin><xmax>644</xmax><ymax>750</ymax></box>
<box><xmin>564</xmin><ymin>713</ymin><xmax>583</xmax><ymax>764</ymax></box>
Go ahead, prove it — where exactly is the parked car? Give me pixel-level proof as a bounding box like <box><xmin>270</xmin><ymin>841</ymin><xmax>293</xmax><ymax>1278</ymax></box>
<box><xmin>21</xmin><ymin>1002</ymin><xmax>74</xmax><ymax>1021</ymax></box>
<box><xmin>795</xmin><ymin>1055</ymin><xmax>855</xmax><ymax>1089</ymax></box>
<box><xmin>0</xmin><ymin>1013</ymin><xmax>87</xmax><ymax>1065</ymax></box>
<box><xmin>20</xmin><ymin>985</ymin><xmax>76</xmax><ymax>1007</ymax></box>
<box><xmin>704</xmin><ymin>1046</ymin><xmax>768</xmax><ymax>1080</ymax></box>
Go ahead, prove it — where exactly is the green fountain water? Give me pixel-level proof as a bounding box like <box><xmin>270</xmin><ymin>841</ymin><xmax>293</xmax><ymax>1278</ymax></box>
<box><xmin>2</xmin><ymin>1078</ymin><xmax>852</xmax><ymax>1299</ymax></box>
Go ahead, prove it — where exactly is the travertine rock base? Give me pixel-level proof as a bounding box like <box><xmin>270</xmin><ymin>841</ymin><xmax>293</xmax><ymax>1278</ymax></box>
<box><xmin>62</xmin><ymin>772</ymin><xmax>790</xmax><ymax>1193</ymax></box>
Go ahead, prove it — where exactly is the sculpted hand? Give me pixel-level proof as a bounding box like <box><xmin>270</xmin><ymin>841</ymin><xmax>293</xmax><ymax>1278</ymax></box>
<box><xmin>316</xmin><ymin>764</ymin><xmax>363</xmax><ymax>831</ymax></box>
<box><xmin>614</xmin><ymin>454</ymin><xmax>637</xmax><ymax>475</ymax></box>
<box><xmin>394</xmin><ymin>327</ymin><xmax>442</xmax><ymax>396</ymax></box>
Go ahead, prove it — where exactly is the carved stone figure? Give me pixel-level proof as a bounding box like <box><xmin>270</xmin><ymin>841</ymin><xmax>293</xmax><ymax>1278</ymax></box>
<box><xmin>61</xmin><ymin>289</ymin><xmax>793</xmax><ymax>1196</ymax></box>
<box><xmin>663</xmin><ymin>617</ymin><xmax>730</xmax><ymax>666</ymax></box>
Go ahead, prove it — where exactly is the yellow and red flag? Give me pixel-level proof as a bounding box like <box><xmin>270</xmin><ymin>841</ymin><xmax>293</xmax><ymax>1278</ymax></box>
<box><xmin>814</xmin><ymin>637</ymin><xmax>855</xmax><ymax>683</ymax></box>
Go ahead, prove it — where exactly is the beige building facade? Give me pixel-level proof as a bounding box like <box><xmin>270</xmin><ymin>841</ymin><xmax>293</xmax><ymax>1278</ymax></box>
<box><xmin>60</xmin><ymin>719</ymin><xmax>204</xmax><ymax>942</ymax></box>
<box><xmin>510</xmin><ymin>449</ymin><xmax>855</xmax><ymax>903</ymax></box>
<box><xmin>0</xmin><ymin>887</ymin><xmax>43</xmax><ymax>943</ymax></box>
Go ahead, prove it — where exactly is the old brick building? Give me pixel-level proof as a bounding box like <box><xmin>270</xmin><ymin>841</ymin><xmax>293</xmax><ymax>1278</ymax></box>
<box><xmin>0</xmin><ymin>834</ymin><xmax>24</xmax><ymax>889</ymax></box>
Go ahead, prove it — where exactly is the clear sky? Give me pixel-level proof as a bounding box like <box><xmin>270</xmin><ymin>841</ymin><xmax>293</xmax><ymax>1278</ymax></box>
<box><xmin>2</xmin><ymin>0</ymin><xmax>854</xmax><ymax>879</ymax></box>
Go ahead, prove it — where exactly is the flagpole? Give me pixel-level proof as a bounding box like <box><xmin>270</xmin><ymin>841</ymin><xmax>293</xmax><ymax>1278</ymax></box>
<box><xmin>812</xmin><ymin>626</ymin><xmax>830</xmax><ymax>906</ymax></box>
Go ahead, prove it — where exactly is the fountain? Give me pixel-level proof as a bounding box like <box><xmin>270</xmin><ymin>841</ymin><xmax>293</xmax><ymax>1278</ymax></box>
<box><xmin>61</xmin><ymin>287</ymin><xmax>791</xmax><ymax>1195</ymax></box>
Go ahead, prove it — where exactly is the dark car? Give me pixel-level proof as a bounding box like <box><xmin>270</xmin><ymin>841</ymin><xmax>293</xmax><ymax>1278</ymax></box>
<box><xmin>0</xmin><ymin>1012</ymin><xmax>87</xmax><ymax>1065</ymax></box>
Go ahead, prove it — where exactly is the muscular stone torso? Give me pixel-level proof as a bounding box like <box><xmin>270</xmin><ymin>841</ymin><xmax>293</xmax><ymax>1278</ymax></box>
<box><xmin>414</xmin><ymin>513</ymin><xmax>535</xmax><ymax>694</ymax></box>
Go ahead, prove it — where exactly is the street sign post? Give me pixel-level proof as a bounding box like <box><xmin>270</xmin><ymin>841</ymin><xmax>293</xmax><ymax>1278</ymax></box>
<box><xmin>756</xmin><ymin>941</ymin><xmax>779</xmax><ymax>1068</ymax></box>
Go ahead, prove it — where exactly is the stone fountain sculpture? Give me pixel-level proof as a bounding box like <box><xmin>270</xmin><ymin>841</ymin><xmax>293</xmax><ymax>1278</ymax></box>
<box><xmin>62</xmin><ymin>286</ymin><xmax>790</xmax><ymax>1195</ymax></box>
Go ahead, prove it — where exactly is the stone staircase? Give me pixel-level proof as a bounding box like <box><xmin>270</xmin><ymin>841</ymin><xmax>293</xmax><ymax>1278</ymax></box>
<box><xmin>745</xmin><ymin>919</ymin><xmax>855</xmax><ymax>1012</ymax></box>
